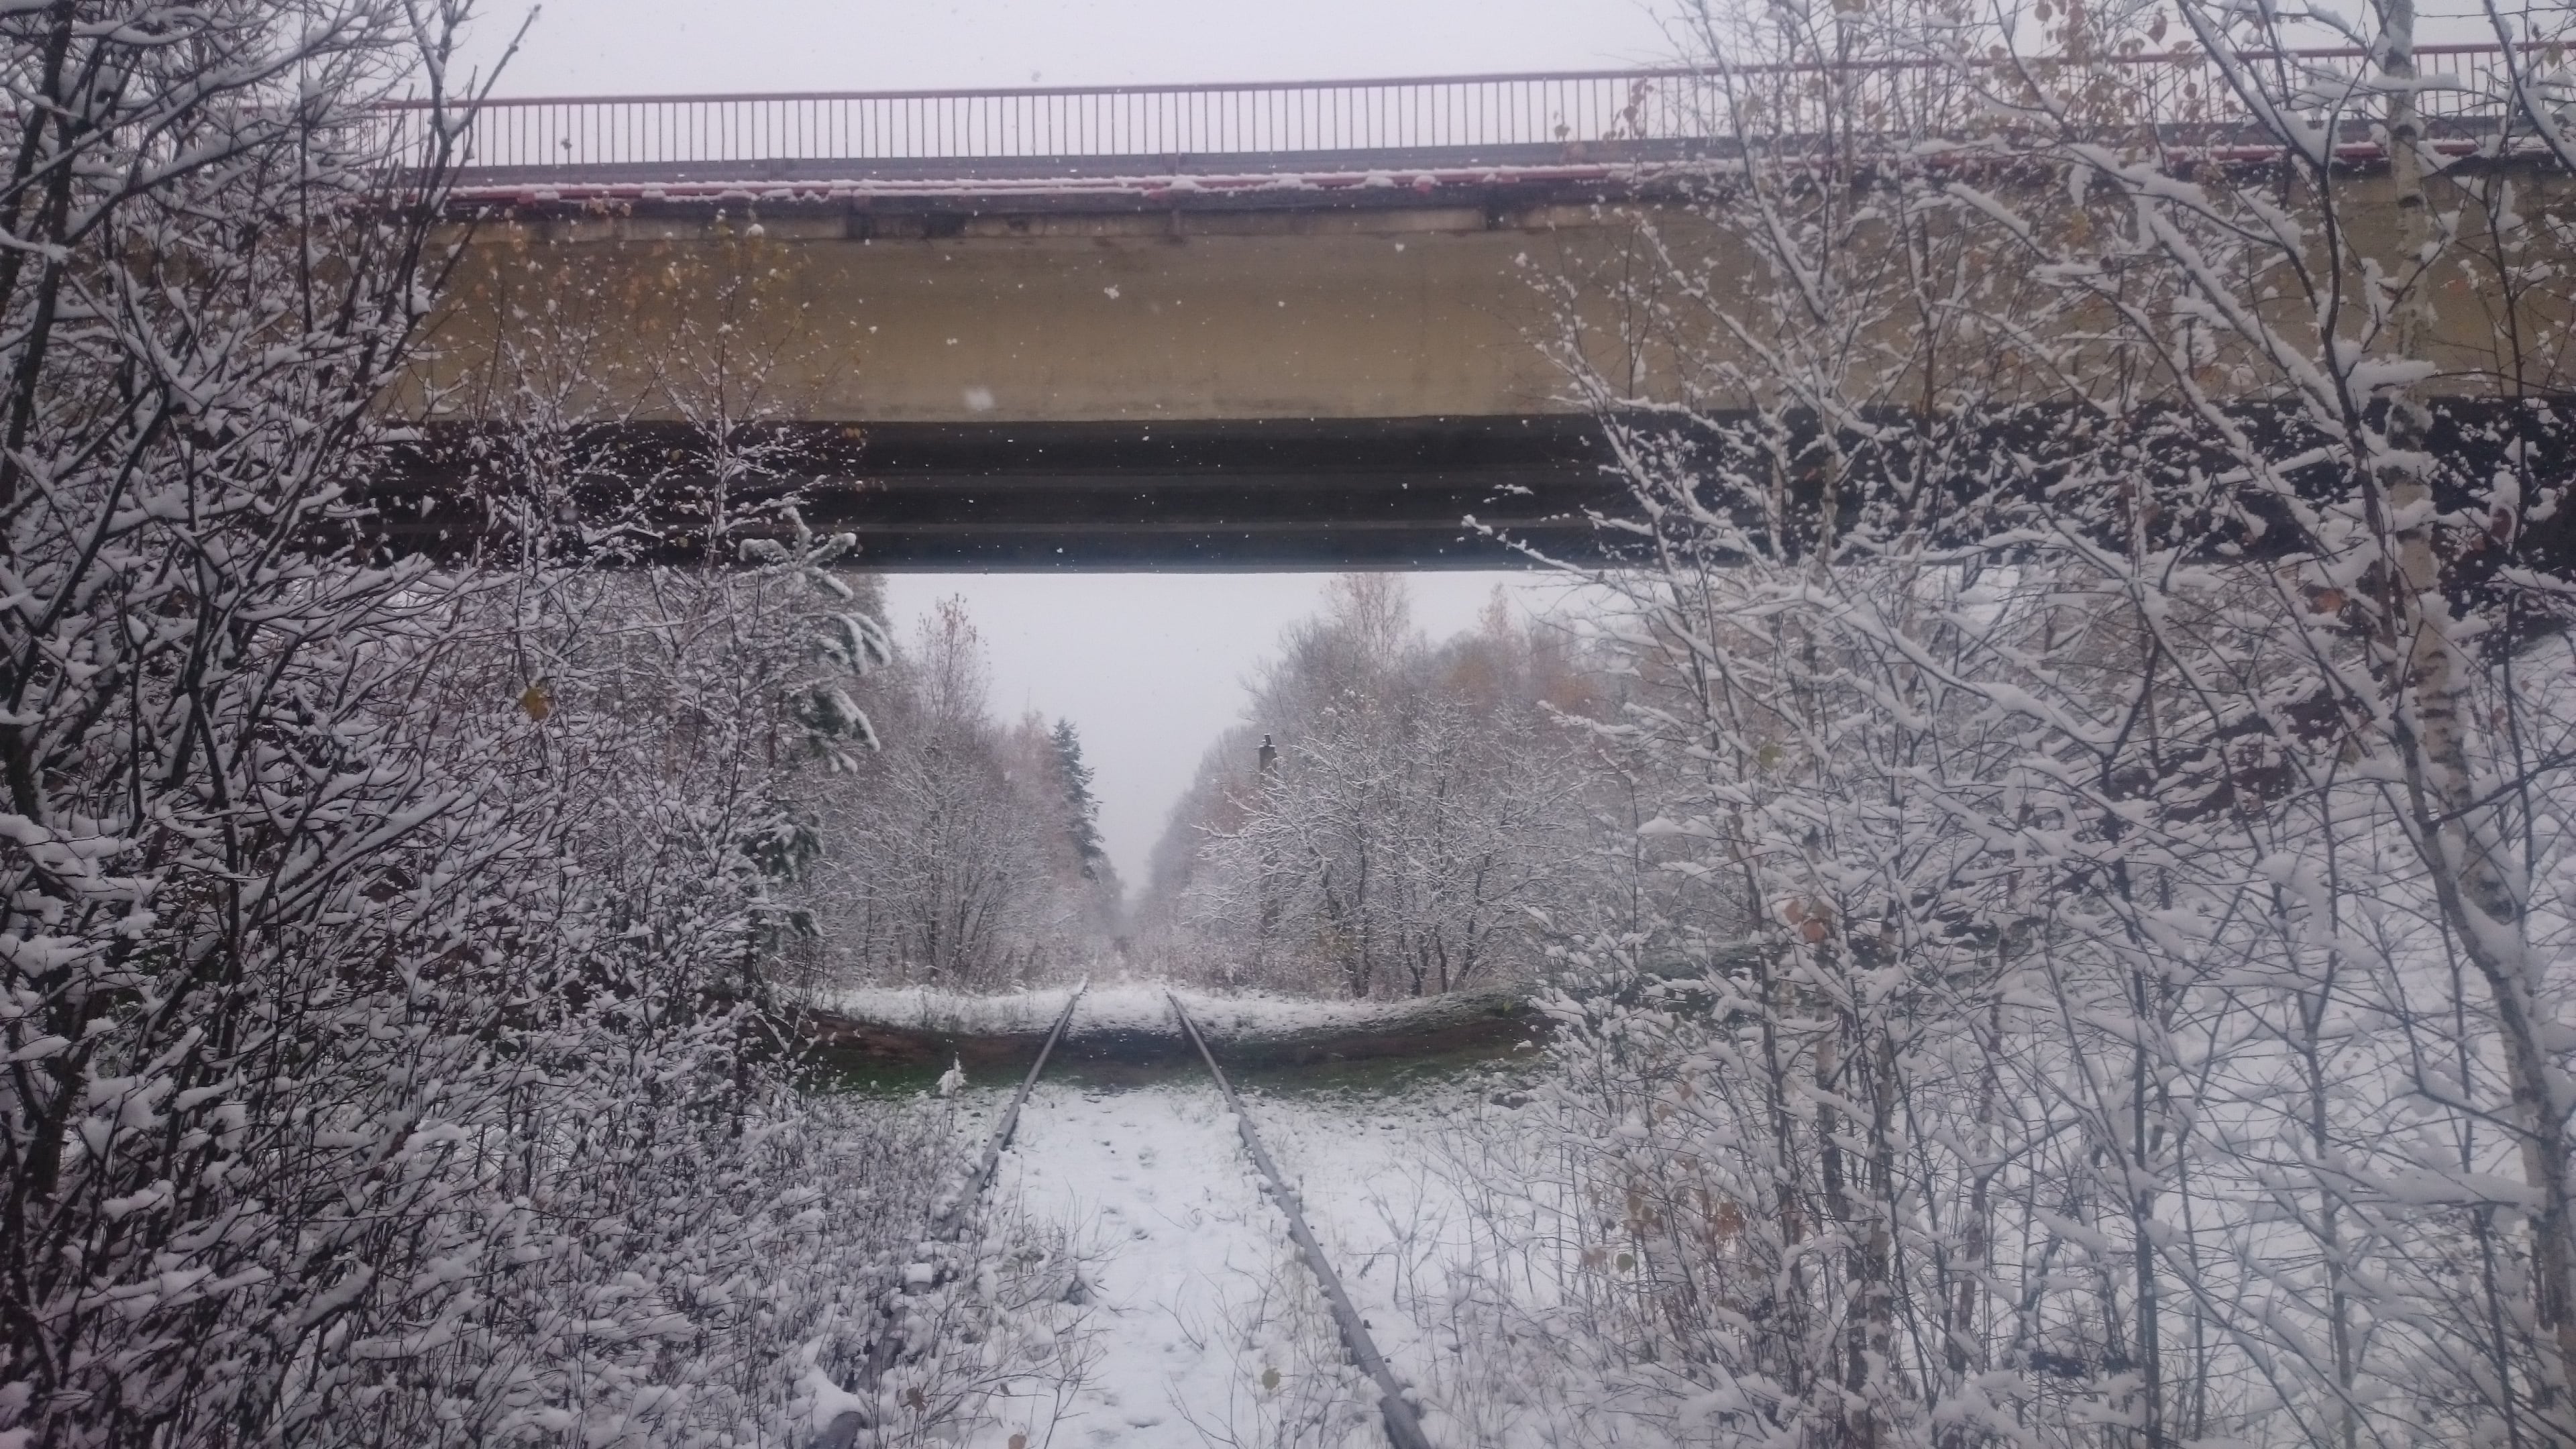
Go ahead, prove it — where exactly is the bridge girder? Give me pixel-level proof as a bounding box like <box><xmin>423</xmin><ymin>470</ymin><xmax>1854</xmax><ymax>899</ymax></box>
<box><xmin>368</xmin><ymin>415</ymin><xmax>1617</xmax><ymax>570</ymax></box>
<box><xmin>361</xmin><ymin>404</ymin><xmax>2576</xmax><ymax>619</ymax></box>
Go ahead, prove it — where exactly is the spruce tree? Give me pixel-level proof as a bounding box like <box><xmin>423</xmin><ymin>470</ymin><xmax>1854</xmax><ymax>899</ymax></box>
<box><xmin>1051</xmin><ymin>718</ymin><xmax>1107</xmax><ymax>879</ymax></box>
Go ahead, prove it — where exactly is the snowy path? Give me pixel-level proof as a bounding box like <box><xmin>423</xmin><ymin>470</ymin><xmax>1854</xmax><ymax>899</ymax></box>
<box><xmin>991</xmin><ymin>1080</ymin><xmax>1383</xmax><ymax>1448</ymax></box>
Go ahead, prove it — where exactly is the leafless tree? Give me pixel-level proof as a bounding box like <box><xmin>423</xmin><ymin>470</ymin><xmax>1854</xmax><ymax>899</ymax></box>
<box><xmin>804</xmin><ymin>597</ymin><xmax>1122</xmax><ymax>987</ymax></box>
<box><xmin>1498</xmin><ymin>1</ymin><xmax>2576</xmax><ymax>1446</ymax></box>
<box><xmin>1152</xmin><ymin>578</ymin><xmax>1602</xmax><ymax>997</ymax></box>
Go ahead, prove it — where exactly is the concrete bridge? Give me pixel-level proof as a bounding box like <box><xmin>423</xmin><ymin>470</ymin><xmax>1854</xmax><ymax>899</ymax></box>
<box><xmin>383</xmin><ymin>49</ymin><xmax>2573</xmax><ymax>568</ymax></box>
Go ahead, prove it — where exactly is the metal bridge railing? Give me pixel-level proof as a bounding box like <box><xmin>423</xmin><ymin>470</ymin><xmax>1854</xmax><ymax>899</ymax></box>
<box><xmin>384</xmin><ymin>44</ymin><xmax>2553</xmax><ymax>177</ymax></box>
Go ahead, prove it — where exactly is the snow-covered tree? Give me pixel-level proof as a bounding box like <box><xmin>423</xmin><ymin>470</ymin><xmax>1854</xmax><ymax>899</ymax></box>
<box><xmin>803</xmin><ymin>599</ymin><xmax>1122</xmax><ymax>987</ymax></box>
<box><xmin>0</xmin><ymin>8</ymin><xmax>1060</xmax><ymax>1443</ymax></box>
<box><xmin>1053</xmin><ymin>718</ymin><xmax>1110</xmax><ymax>881</ymax></box>
<box><xmin>1497</xmin><ymin>1</ymin><xmax>2576</xmax><ymax>1444</ymax></box>
<box><xmin>1148</xmin><ymin>578</ymin><xmax>1603</xmax><ymax>996</ymax></box>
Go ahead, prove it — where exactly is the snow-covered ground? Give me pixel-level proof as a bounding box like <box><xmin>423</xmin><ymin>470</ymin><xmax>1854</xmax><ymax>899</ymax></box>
<box><xmin>939</xmin><ymin>1063</ymin><xmax>1572</xmax><ymax>1449</ymax></box>
<box><xmin>880</xmin><ymin>978</ymin><xmax>1576</xmax><ymax>1448</ymax></box>
<box><xmin>1258</xmin><ymin>1090</ymin><xmax>1595</xmax><ymax>1449</ymax></box>
<box><xmin>984</xmin><ymin>1081</ymin><xmax>1385</xmax><ymax>1448</ymax></box>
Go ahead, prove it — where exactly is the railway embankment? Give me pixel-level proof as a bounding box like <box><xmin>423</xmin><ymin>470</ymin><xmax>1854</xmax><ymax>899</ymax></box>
<box><xmin>796</xmin><ymin>981</ymin><xmax>1543</xmax><ymax>1089</ymax></box>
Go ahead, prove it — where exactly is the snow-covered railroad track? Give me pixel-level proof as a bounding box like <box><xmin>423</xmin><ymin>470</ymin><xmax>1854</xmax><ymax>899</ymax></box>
<box><xmin>945</xmin><ymin>981</ymin><xmax>1089</xmax><ymax>1230</ymax></box>
<box><xmin>1167</xmin><ymin>995</ymin><xmax>1436</xmax><ymax>1449</ymax></box>
<box><xmin>822</xmin><ymin>988</ymin><xmax>1440</xmax><ymax>1449</ymax></box>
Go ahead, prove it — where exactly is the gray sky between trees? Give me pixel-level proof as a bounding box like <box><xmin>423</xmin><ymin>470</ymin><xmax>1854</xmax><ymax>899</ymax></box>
<box><xmin>877</xmin><ymin>573</ymin><xmax>1571</xmax><ymax>892</ymax></box>
<box><xmin>452</xmin><ymin>0</ymin><xmax>1669</xmax><ymax>892</ymax></box>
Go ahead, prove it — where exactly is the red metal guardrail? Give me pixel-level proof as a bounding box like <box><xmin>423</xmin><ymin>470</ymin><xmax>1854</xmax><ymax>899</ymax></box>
<box><xmin>386</xmin><ymin>44</ymin><xmax>2551</xmax><ymax>177</ymax></box>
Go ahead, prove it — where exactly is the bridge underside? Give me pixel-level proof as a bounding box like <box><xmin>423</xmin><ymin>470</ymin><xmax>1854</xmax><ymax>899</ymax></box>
<box><xmin>376</xmin><ymin>415</ymin><xmax>1619</xmax><ymax>568</ymax></box>
<box><xmin>366</xmin><ymin>403</ymin><xmax>2576</xmax><ymax>587</ymax></box>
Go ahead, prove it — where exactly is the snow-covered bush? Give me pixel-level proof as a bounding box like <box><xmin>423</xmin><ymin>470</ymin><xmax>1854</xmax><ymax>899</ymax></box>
<box><xmin>0</xmin><ymin>7</ymin><xmax>1022</xmax><ymax>1445</ymax></box>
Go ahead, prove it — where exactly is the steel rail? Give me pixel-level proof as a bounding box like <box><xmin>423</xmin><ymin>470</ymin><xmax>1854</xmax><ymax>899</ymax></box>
<box><xmin>1167</xmin><ymin>991</ymin><xmax>1436</xmax><ymax>1449</ymax></box>
<box><xmin>816</xmin><ymin>981</ymin><xmax>1089</xmax><ymax>1449</ymax></box>
<box><xmin>941</xmin><ymin>977</ymin><xmax>1087</xmax><ymax>1232</ymax></box>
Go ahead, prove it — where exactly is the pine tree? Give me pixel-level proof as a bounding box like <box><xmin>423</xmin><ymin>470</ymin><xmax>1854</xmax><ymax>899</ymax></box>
<box><xmin>1051</xmin><ymin>718</ymin><xmax>1107</xmax><ymax>879</ymax></box>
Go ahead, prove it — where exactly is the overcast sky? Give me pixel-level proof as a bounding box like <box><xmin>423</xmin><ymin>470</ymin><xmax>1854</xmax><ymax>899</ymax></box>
<box><xmin>453</xmin><ymin>1</ymin><xmax>1662</xmax><ymax>890</ymax></box>
<box><xmin>457</xmin><ymin>0</ymin><xmax>1677</xmax><ymax>95</ymax></box>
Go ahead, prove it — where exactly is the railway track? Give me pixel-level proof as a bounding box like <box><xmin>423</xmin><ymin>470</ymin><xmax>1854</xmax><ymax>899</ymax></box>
<box><xmin>812</xmin><ymin>984</ymin><xmax>1435</xmax><ymax>1449</ymax></box>
<box><xmin>1167</xmin><ymin>991</ymin><xmax>1436</xmax><ymax>1449</ymax></box>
